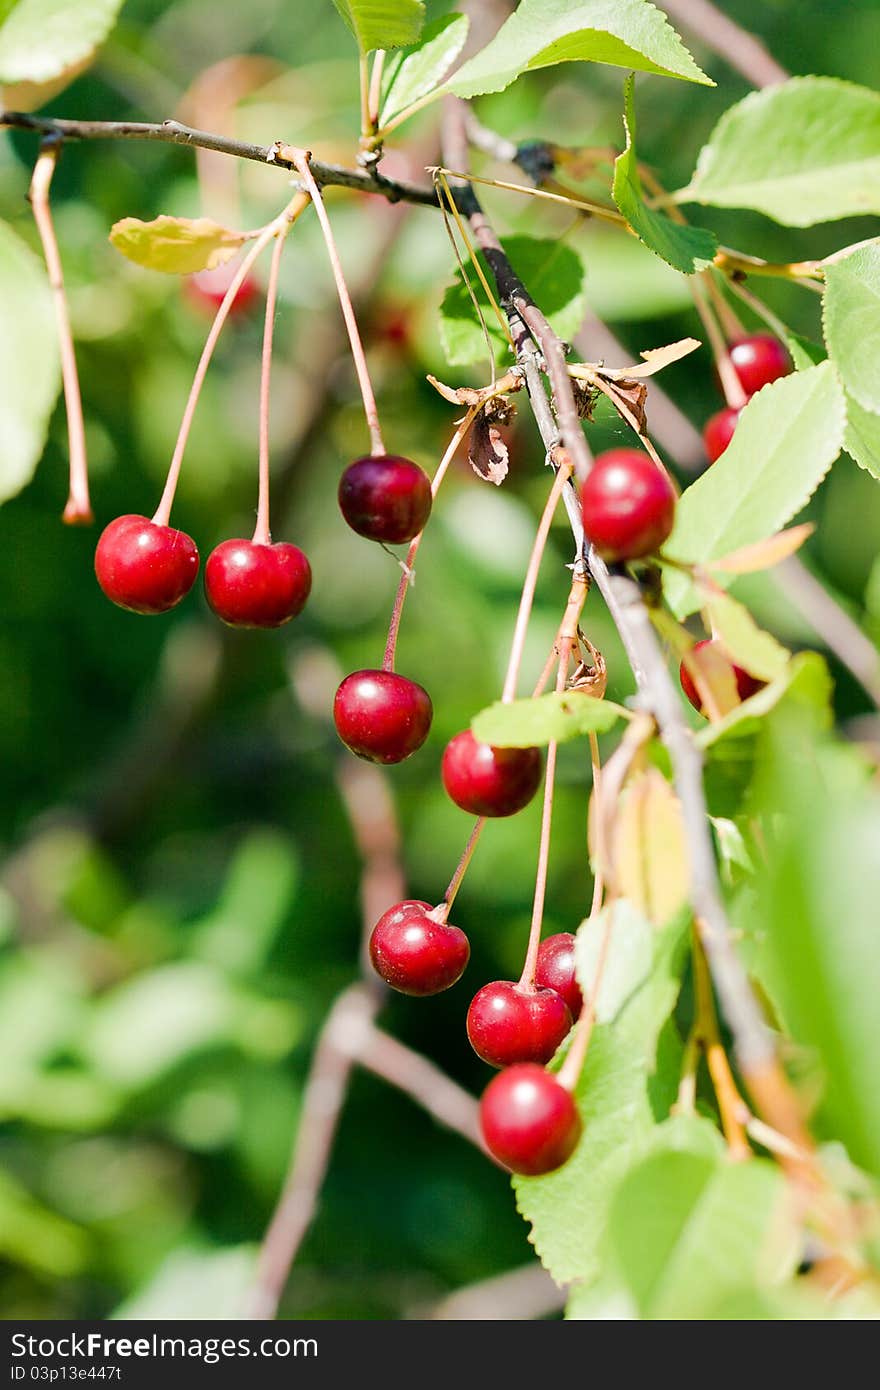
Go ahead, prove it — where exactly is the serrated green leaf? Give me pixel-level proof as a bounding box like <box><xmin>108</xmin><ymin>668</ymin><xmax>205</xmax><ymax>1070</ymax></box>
<box><xmin>514</xmin><ymin>914</ymin><xmax>688</xmax><ymax>1283</ymax></box>
<box><xmin>612</xmin><ymin>75</ymin><xmax>716</xmax><ymax>274</ymax></box>
<box><xmin>447</xmin><ymin>0</ymin><xmax>712</xmax><ymax>100</ymax></box>
<box><xmin>330</xmin><ymin>0</ymin><xmax>424</xmax><ymax>54</ymax></box>
<box><xmin>664</xmin><ymin>364</ymin><xmax>846</xmax><ymax>618</ymax></box>
<box><xmin>844</xmin><ymin>393</ymin><xmax>880</xmax><ymax>482</ymax></box>
<box><xmin>611</xmin><ymin>769</ymin><xmax>690</xmax><ymax>924</ymax></box>
<box><xmin>575</xmin><ymin>901</ymin><xmax>653</xmax><ymax>1022</ymax></box>
<box><xmin>110</xmin><ymin>216</ymin><xmax>250</xmax><ymax>274</ymax></box>
<box><xmin>608</xmin><ymin>1149</ymin><xmax>797</xmax><ymax>1318</ymax></box>
<box><xmin>702</xmin><ymin>591</ymin><xmax>791</xmax><ymax>683</ymax></box>
<box><xmin>379</xmin><ymin>14</ymin><xmax>469</xmax><ymax>125</ymax></box>
<box><xmin>439</xmin><ymin>236</ymin><xmax>586</xmax><ymax>367</ymax></box>
<box><xmin>697</xmin><ymin>652</ymin><xmax>832</xmax><ymax>751</ymax></box>
<box><xmin>471</xmin><ymin>690</ymin><xmax>626</xmax><ymax>748</ymax></box>
<box><xmin>823</xmin><ymin>241</ymin><xmax>880</xmax><ymax>414</ymax></box>
<box><xmin>0</xmin><ymin>0</ymin><xmax>124</xmax><ymax>107</ymax></box>
<box><xmin>0</xmin><ymin>220</ymin><xmax>60</xmax><ymax>506</ymax></box>
<box><xmin>676</xmin><ymin>78</ymin><xmax>880</xmax><ymax>226</ymax></box>
<box><xmin>786</xmin><ymin>334</ymin><xmax>826</xmax><ymax>371</ymax></box>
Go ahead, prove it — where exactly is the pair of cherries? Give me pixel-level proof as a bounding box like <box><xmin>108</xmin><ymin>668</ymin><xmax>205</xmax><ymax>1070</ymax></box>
<box><xmin>703</xmin><ymin>333</ymin><xmax>791</xmax><ymax>463</ymax></box>
<box><xmin>370</xmin><ymin>898</ymin><xmax>583</xmax><ymax>1175</ymax></box>
<box><xmin>95</xmin><ymin>516</ymin><xmax>312</xmax><ymax>628</ymax></box>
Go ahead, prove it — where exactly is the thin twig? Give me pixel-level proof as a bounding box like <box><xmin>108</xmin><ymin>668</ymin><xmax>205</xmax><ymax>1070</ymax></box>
<box><xmin>253</xmin><ymin>217</ymin><xmax>292</xmax><ymax>544</ymax></box>
<box><xmin>28</xmin><ymin>139</ymin><xmax>92</xmax><ymax>524</ymax></box>
<box><xmin>501</xmin><ymin>464</ymin><xmax>572</xmax><ymax>702</ymax></box>
<box><xmin>360</xmin><ymin>1027</ymin><xmax>484</xmax><ymax>1150</ymax></box>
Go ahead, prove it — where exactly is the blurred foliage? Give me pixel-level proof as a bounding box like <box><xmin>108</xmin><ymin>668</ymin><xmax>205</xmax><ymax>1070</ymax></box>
<box><xmin>0</xmin><ymin>0</ymin><xmax>879</xmax><ymax>1319</ymax></box>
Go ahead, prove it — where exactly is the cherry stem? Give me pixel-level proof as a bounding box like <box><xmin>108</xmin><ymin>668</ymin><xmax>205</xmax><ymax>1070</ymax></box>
<box><xmin>252</xmin><ymin>214</ymin><xmax>293</xmax><ymax>545</ymax></box>
<box><xmin>358</xmin><ymin>54</ymin><xmax>371</xmax><ymax>139</ymax></box>
<box><xmin>725</xmin><ymin>274</ymin><xmax>793</xmax><ymax>346</ymax></box>
<box><xmin>290</xmin><ymin>149</ymin><xmax>385</xmax><ymax>456</ymax></box>
<box><xmin>587</xmin><ymin>730</ymin><xmax>604</xmax><ymax>918</ymax></box>
<box><xmin>705</xmin><ymin>271</ymin><xmax>746</xmax><ymax>341</ymax></box>
<box><xmin>691</xmin><ymin>278</ymin><xmax>747</xmax><ymax>411</ymax></box>
<box><xmin>557</xmin><ymin>897</ymin><xmax>616</xmax><ymax>1093</ymax></box>
<box><xmin>382</xmin><ymin>404</ymin><xmax>479</xmax><ymax>673</ymax></box>
<box><xmin>29</xmin><ymin>140</ymin><xmax>93</xmax><ymax>525</ymax></box>
<box><xmin>692</xmin><ymin>926</ymin><xmax>752</xmax><ymax>1159</ymax></box>
<box><xmin>367</xmin><ymin>51</ymin><xmax>385</xmax><ymax>130</ymax></box>
<box><xmin>500</xmin><ymin>463</ymin><xmax>571</xmax><ymax>704</ymax></box>
<box><xmin>431</xmin><ymin>817</ymin><xmax>486</xmax><ymax>923</ymax></box>
<box><xmin>518</xmin><ymin>575</ymin><xmax>589</xmax><ymax>991</ymax></box>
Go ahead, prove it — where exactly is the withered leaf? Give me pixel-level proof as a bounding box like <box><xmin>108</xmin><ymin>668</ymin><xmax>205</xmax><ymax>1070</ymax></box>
<box><xmin>468</xmin><ymin>411</ymin><xmax>509</xmax><ymax>484</ymax></box>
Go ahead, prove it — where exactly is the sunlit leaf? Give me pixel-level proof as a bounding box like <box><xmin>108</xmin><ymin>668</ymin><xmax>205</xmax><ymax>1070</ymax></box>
<box><xmin>110</xmin><ymin>216</ymin><xmax>250</xmax><ymax>275</ymax></box>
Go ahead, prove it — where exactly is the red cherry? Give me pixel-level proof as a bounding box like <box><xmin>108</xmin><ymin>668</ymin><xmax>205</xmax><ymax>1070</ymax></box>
<box><xmin>535</xmin><ymin>934</ymin><xmax>583</xmax><ymax>1018</ymax></box>
<box><xmin>703</xmin><ymin>406</ymin><xmax>740</xmax><ymax>463</ymax></box>
<box><xmin>480</xmin><ymin>1063</ymin><xmax>582</xmax><ymax>1176</ymax></box>
<box><xmin>204</xmin><ymin>538</ymin><xmax>311</xmax><ymax>628</ymax></box>
<box><xmin>184</xmin><ymin>262</ymin><xmax>260</xmax><ymax>318</ymax></box>
<box><xmin>581</xmin><ymin>449</ymin><xmax>676</xmax><ymax>562</ymax></box>
<box><xmin>442</xmin><ymin>730</ymin><xmax>542</xmax><ymax>818</ymax></box>
<box><xmin>333</xmin><ymin>669</ymin><xmax>432</xmax><ymax>764</ymax></box>
<box><xmin>729</xmin><ymin>334</ymin><xmax>790</xmax><ymax>397</ymax></box>
<box><xmin>369</xmin><ymin>900</ymin><xmax>470</xmax><ymax>995</ymax></box>
<box><xmin>95</xmin><ymin>514</ymin><xmax>199</xmax><ymax>614</ymax></box>
<box><xmin>338</xmin><ymin>455</ymin><xmax>432</xmax><ymax>544</ymax></box>
<box><xmin>679</xmin><ymin>638</ymin><xmax>766</xmax><ymax>715</ymax></box>
<box><xmin>467</xmin><ymin>980</ymin><xmax>572</xmax><ymax>1068</ymax></box>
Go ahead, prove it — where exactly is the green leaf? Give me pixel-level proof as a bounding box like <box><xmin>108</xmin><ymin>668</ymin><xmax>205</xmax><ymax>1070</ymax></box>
<box><xmin>0</xmin><ymin>220</ymin><xmax>60</xmax><ymax>506</ymax></box>
<box><xmin>330</xmin><ymin>0</ymin><xmax>424</xmax><ymax>54</ymax></box>
<box><xmin>844</xmin><ymin>393</ymin><xmax>880</xmax><ymax>482</ymax></box>
<box><xmin>608</xmin><ymin>1148</ymin><xmax>797</xmax><ymax>1318</ymax></box>
<box><xmin>676</xmin><ymin>78</ymin><xmax>880</xmax><ymax>226</ymax></box>
<box><xmin>664</xmin><ymin>364</ymin><xmax>846</xmax><ymax>617</ymax></box>
<box><xmin>513</xmin><ymin>914</ymin><xmax>688</xmax><ymax>1284</ymax></box>
<box><xmin>611</xmin><ymin>769</ymin><xmax>690</xmax><ymax>925</ymax></box>
<box><xmin>823</xmin><ymin>241</ymin><xmax>880</xmax><ymax>414</ymax></box>
<box><xmin>109</xmin><ymin>216</ymin><xmax>250</xmax><ymax>274</ymax></box>
<box><xmin>575</xmin><ymin>901</ymin><xmax>653</xmax><ymax>1023</ymax></box>
<box><xmin>0</xmin><ymin>0</ymin><xmax>124</xmax><ymax>87</ymax></box>
<box><xmin>697</xmin><ymin>653</ymin><xmax>832</xmax><ymax>751</ymax></box>
<box><xmin>439</xmin><ymin>235</ymin><xmax>586</xmax><ymax>367</ymax></box>
<box><xmin>447</xmin><ymin>0</ymin><xmax>712</xmax><ymax>100</ymax></box>
<box><xmin>752</xmin><ymin>726</ymin><xmax>880</xmax><ymax>1176</ymax></box>
<box><xmin>379</xmin><ymin>14</ymin><xmax>469</xmax><ymax>125</ymax></box>
<box><xmin>612</xmin><ymin>76</ymin><xmax>717</xmax><ymax>274</ymax></box>
<box><xmin>471</xmin><ymin>690</ymin><xmax>626</xmax><ymax>748</ymax></box>
<box><xmin>702</xmin><ymin>591</ymin><xmax>791</xmax><ymax>683</ymax></box>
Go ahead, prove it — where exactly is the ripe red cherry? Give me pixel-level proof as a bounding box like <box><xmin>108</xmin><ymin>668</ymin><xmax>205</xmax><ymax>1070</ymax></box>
<box><xmin>369</xmin><ymin>900</ymin><xmax>469</xmax><ymax>995</ymax></box>
<box><xmin>333</xmin><ymin>669</ymin><xmax>432</xmax><ymax>764</ymax></box>
<box><xmin>184</xmin><ymin>263</ymin><xmax>260</xmax><ymax>318</ymax></box>
<box><xmin>95</xmin><ymin>514</ymin><xmax>199</xmax><ymax>614</ymax></box>
<box><xmin>581</xmin><ymin>449</ymin><xmax>676</xmax><ymax>562</ymax></box>
<box><xmin>338</xmin><ymin>455</ymin><xmax>432</xmax><ymax>544</ymax></box>
<box><xmin>204</xmin><ymin>538</ymin><xmax>311</xmax><ymax>628</ymax></box>
<box><xmin>480</xmin><ymin>1063</ymin><xmax>582</xmax><ymax>1176</ymax></box>
<box><xmin>729</xmin><ymin>334</ymin><xmax>790</xmax><ymax>397</ymax></box>
<box><xmin>442</xmin><ymin>730</ymin><xmax>542</xmax><ymax>818</ymax></box>
<box><xmin>703</xmin><ymin>406</ymin><xmax>740</xmax><ymax>463</ymax></box>
<box><xmin>535</xmin><ymin>934</ymin><xmax>583</xmax><ymax>1018</ymax></box>
<box><xmin>679</xmin><ymin>638</ymin><xmax>766</xmax><ymax>715</ymax></box>
<box><xmin>467</xmin><ymin>980</ymin><xmax>572</xmax><ymax>1068</ymax></box>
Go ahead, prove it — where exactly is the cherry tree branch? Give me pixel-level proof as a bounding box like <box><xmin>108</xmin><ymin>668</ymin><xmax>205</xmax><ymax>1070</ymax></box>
<box><xmin>659</xmin><ymin>0</ymin><xmax>789</xmax><ymax>87</ymax></box>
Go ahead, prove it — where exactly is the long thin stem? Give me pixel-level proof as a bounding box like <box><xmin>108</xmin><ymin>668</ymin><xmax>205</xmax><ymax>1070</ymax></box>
<box><xmin>382</xmin><ymin>404</ymin><xmax>479</xmax><ymax>672</ymax></box>
<box><xmin>433</xmin><ymin>818</ymin><xmax>486</xmax><ymax>923</ymax></box>
<box><xmin>692</xmin><ymin>930</ymin><xmax>751</xmax><ymax>1159</ymax></box>
<box><xmin>519</xmin><ymin>576</ymin><xmax>588</xmax><ymax>990</ymax></box>
<box><xmin>152</xmin><ymin>202</ymin><xmax>304</xmax><ymax>527</ymax></box>
<box><xmin>253</xmin><ymin>218</ymin><xmax>292</xmax><ymax>545</ymax></box>
<box><xmin>500</xmin><ymin>463</ymin><xmax>571</xmax><ymax>702</ymax></box>
<box><xmin>289</xmin><ymin>149</ymin><xmax>385</xmax><ymax>456</ymax></box>
<box><xmin>587</xmin><ymin>731</ymin><xmax>604</xmax><ymax>917</ymax></box>
<box><xmin>557</xmin><ymin>902</ymin><xmax>615</xmax><ymax>1092</ymax></box>
<box><xmin>690</xmin><ymin>277</ymin><xmax>747</xmax><ymax>410</ymax></box>
<box><xmin>358</xmin><ymin>53</ymin><xmax>372</xmax><ymax>139</ymax></box>
<box><xmin>29</xmin><ymin>140</ymin><xmax>92</xmax><ymax>525</ymax></box>
<box><xmin>368</xmin><ymin>50</ymin><xmax>386</xmax><ymax>129</ymax></box>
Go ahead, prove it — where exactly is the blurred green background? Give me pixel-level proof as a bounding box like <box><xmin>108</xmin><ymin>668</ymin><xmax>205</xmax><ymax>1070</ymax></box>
<box><xmin>1</xmin><ymin>0</ymin><xmax>879</xmax><ymax>1319</ymax></box>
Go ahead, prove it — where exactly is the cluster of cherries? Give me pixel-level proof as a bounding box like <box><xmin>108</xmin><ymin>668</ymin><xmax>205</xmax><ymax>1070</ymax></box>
<box><xmin>701</xmin><ymin>332</ymin><xmax>791</xmax><ymax>463</ymax></box>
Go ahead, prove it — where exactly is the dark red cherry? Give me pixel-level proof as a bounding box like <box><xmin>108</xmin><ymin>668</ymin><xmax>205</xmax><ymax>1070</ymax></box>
<box><xmin>333</xmin><ymin>669</ymin><xmax>432</xmax><ymax>764</ymax></box>
<box><xmin>480</xmin><ymin>1063</ymin><xmax>582</xmax><ymax>1176</ymax></box>
<box><xmin>679</xmin><ymin>638</ymin><xmax>766</xmax><ymax>715</ymax></box>
<box><xmin>581</xmin><ymin>449</ymin><xmax>676</xmax><ymax>562</ymax></box>
<box><xmin>535</xmin><ymin>934</ymin><xmax>583</xmax><ymax>1018</ymax></box>
<box><xmin>729</xmin><ymin>334</ymin><xmax>790</xmax><ymax>397</ymax></box>
<box><xmin>369</xmin><ymin>900</ymin><xmax>469</xmax><ymax>995</ymax></box>
<box><xmin>467</xmin><ymin>980</ymin><xmax>572</xmax><ymax>1068</ymax></box>
<box><xmin>204</xmin><ymin>538</ymin><xmax>311</xmax><ymax>628</ymax></box>
<box><xmin>703</xmin><ymin>406</ymin><xmax>740</xmax><ymax>463</ymax></box>
<box><xmin>95</xmin><ymin>514</ymin><xmax>199</xmax><ymax>614</ymax></box>
<box><xmin>338</xmin><ymin>454</ymin><xmax>432</xmax><ymax>544</ymax></box>
<box><xmin>442</xmin><ymin>730</ymin><xmax>541</xmax><ymax>818</ymax></box>
<box><xmin>184</xmin><ymin>262</ymin><xmax>260</xmax><ymax>317</ymax></box>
